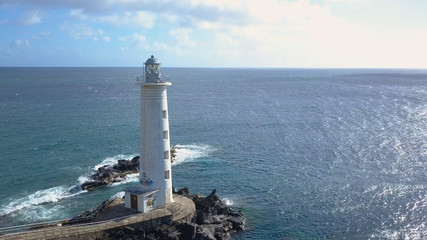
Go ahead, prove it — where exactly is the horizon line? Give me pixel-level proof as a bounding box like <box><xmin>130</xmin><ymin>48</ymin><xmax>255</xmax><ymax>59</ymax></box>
<box><xmin>1</xmin><ymin>66</ymin><xmax>427</xmax><ymax>70</ymax></box>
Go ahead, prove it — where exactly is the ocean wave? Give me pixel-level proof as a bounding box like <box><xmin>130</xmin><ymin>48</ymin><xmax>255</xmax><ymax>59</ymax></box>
<box><xmin>0</xmin><ymin>185</ymin><xmax>84</xmax><ymax>217</ymax></box>
<box><xmin>172</xmin><ymin>144</ymin><xmax>215</xmax><ymax>166</ymax></box>
<box><xmin>1</xmin><ymin>144</ymin><xmax>214</xmax><ymax>218</ymax></box>
<box><xmin>222</xmin><ymin>198</ymin><xmax>234</xmax><ymax>206</ymax></box>
<box><xmin>93</xmin><ymin>154</ymin><xmax>137</xmax><ymax>170</ymax></box>
<box><xmin>90</xmin><ymin>145</ymin><xmax>213</xmax><ymax>172</ymax></box>
<box><xmin>109</xmin><ymin>173</ymin><xmax>139</xmax><ymax>186</ymax></box>
<box><xmin>81</xmin><ymin>144</ymin><xmax>214</xmax><ymax>186</ymax></box>
<box><xmin>77</xmin><ymin>175</ymin><xmax>90</xmax><ymax>185</ymax></box>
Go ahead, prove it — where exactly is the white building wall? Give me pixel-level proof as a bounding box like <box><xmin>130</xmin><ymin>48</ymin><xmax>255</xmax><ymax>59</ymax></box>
<box><xmin>125</xmin><ymin>192</ymin><xmax>131</xmax><ymax>208</ymax></box>
<box><xmin>138</xmin><ymin>82</ymin><xmax>173</xmax><ymax>206</ymax></box>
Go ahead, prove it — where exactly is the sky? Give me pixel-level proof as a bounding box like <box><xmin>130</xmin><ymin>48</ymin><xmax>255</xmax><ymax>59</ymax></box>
<box><xmin>0</xmin><ymin>0</ymin><xmax>426</xmax><ymax>68</ymax></box>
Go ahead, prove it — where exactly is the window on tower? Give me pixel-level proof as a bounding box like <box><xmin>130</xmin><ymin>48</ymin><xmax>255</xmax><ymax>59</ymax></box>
<box><xmin>163</xmin><ymin>130</ymin><xmax>168</xmax><ymax>139</ymax></box>
<box><xmin>164</xmin><ymin>150</ymin><xmax>170</xmax><ymax>159</ymax></box>
<box><xmin>162</xmin><ymin>110</ymin><xmax>167</xmax><ymax>119</ymax></box>
<box><xmin>165</xmin><ymin>170</ymin><xmax>170</xmax><ymax>179</ymax></box>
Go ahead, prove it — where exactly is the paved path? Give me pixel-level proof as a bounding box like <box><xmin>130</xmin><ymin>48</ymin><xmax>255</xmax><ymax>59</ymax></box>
<box><xmin>0</xmin><ymin>195</ymin><xmax>195</xmax><ymax>240</ymax></box>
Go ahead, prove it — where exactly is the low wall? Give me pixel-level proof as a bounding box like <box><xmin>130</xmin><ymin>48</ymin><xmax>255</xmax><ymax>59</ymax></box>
<box><xmin>0</xmin><ymin>194</ymin><xmax>195</xmax><ymax>240</ymax></box>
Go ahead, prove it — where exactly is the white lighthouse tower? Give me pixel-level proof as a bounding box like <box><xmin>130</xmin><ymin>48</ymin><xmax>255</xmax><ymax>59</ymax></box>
<box><xmin>125</xmin><ymin>55</ymin><xmax>173</xmax><ymax>212</ymax></box>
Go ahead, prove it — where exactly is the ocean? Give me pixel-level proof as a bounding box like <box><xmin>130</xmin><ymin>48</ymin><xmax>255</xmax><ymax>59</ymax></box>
<box><xmin>0</xmin><ymin>67</ymin><xmax>426</xmax><ymax>239</ymax></box>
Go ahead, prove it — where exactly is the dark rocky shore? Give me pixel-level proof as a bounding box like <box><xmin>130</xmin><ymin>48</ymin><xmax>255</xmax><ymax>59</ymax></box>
<box><xmin>81</xmin><ymin>156</ymin><xmax>140</xmax><ymax>190</ymax></box>
<box><xmin>81</xmin><ymin>148</ymin><xmax>177</xmax><ymax>190</ymax></box>
<box><xmin>79</xmin><ymin>148</ymin><xmax>245</xmax><ymax>239</ymax></box>
<box><xmin>97</xmin><ymin>188</ymin><xmax>245</xmax><ymax>240</ymax></box>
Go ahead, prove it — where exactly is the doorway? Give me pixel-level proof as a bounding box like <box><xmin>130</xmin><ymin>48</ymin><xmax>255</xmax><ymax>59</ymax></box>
<box><xmin>130</xmin><ymin>194</ymin><xmax>138</xmax><ymax>210</ymax></box>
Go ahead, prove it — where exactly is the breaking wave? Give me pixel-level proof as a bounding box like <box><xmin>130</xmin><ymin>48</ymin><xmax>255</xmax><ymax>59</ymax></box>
<box><xmin>172</xmin><ymin>144</ymin><xmax>215</xmax><ymax>166</ymax></box>
<box><xmin>0</xmin><ymin>185</ymin><xmax>84</xmax><ymax>218</ymax></box>
<box><xmin>93</xmin><ymin>154</ymin><xmax>137</xmax><ymax>170</ymax></box>
<box><xmin>222</xmin><ymin>198</ymin><xmax>234</xmax><ymax>206</ymax></box>
<box><xmin>110</xmin><ymin>173</ymin><xmax>139</xmax><ymax>186</ymax></box>
<box><xmin>0</xmin><ymin>144</ymin><xmax>214</xmax><ymax>219</ymax></box>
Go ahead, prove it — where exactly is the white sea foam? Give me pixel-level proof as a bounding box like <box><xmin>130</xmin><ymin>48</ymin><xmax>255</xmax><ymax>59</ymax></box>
<box><xmin>0</xmin><ymin>186</ymin><xmax>84</xmax><ymax>217</ymax></box>
<box><xmin>110</xmin><ymin>173</ymin><xmax>139</xmax><ymax>186</ymax></box>
<box><xmin>87</xmin><ymin>145</ymin><xmax>214</xmax><ymax>186</ymax></box>
<box><xmin>222</xmin><ymin>198</ymin><xmax>234</xmax><ymax>206</ymax></box>
<box><xmin>91</xmin><ymin>145</ymin><xmax>213</xmax><ymax>171</ymax></box>
<box><xmin>78</xmin><ymin>175</ymin><xmax>89</xmax><ymax>185</ymax></box>
<box><xmin>172</xmin><ymin>144</ymin><xmax>215</xmax><ymax>166</ymax></box>
<box><xmin>1</xmin><ymin>146</ymin><xmax>213</xmax><ymax>218</ymax></box>
<box><xmin>104</xmin><ymin>144</ymin><xmax>214</xmax><ymax>185</ymax></box>
<box><xmin>93</xmin><ymin>154</ymin><xmax>137</xmax><ymax>170</ymax></box>
<box><xmin>75</xmin><ymin>154</ymin><xmax>137</xmax><ymax>185</ymax></box>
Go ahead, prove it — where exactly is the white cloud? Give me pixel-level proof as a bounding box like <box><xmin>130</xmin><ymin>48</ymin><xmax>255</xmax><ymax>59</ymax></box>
<box><xmin>175</xmin><ymin>0</ymin><xmax>343</xmax><ymax>65</ymax></box>
<box><xmin>60</xmin><ymin>23</ymin><xmax>110</xmax><ymax>42</ymax></box>
<box><xmin>20</xmin><ymin>10</ymin><xmax>43</xmax><ymax>25</ymax></box>
<box><xmin>102</xmin><ymin>36</ymin><xmax>111</xmax><ymax>42</ymax></box>
<box><xmin>152</xmin><ymin>42</ymin><xmax>169</xmax><ymax>51</ymax></box>
<box><xmin>70</xmin><ymin>9</ymin><xmax>88</xmax><ymax>20</ymax></box>
<box><xmin>327</xmin><ymin>0</ymin><xmax>367</xmax><ymax>2</ymax></box>
<box><xmin>98</xmin><ymin>11</ymin><xmax>155</xmax><ymax>28</ymax></box>
<box><xmin>60</xmin><ymin>23</ymin><xmax>94</xmax><ymax>39</ymax></box>
<box><xmin>156</xmin><ymin>0</ymin><xmax>426</xmax><ymax>68</ymax></box>
<box><xmin>120</xmin><ymin>46</ymin><xmax>129</xmax><ymax>52</ymax></box>
<box><xmin>118</xmin><ymin>33</ymin><xmax>170</xmax><ymax>53</ymax></box>
<box><xmin>92</xmin><ymin>33</ymin><xmax>110</xmax><ymax>42</ymax></box>
<box><xmin>14</xmin><ymin>39</ymin><xmax>30</xmax><ymax>47</ymax></box>
<box><xmin>160</xmin><ymin>13</ymin><xmax>178</xmax><ymax>24</ymax></box>
<box><xmin>169</xmin><ymin>28</ymin><xmax>196</xmax><ymax>48</ymax></box>
<box><xmin>32</xmin><ymin>31</ymin><xmax>51</xmax><ymax>40</ymax></box>
<box><xmin>2</xmin><ymin>0</ymin><xmax>427</xmax><ymax>67</ymax></box>
<box><xmin>119</xmin><ymin>33</ymin><xmax>147</xmax><ymax>46</ymax></box>
<box><xmin>214</xmin><ymin>33</ymin><xmax>239</xmax><ymax>47</ymax></box>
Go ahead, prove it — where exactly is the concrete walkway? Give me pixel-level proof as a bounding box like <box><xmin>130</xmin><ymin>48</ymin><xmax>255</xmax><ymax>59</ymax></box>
<box><xmin>0</xmin><ymin>195</ymin><xmax>195</xmax><ymax>240</ymax></box>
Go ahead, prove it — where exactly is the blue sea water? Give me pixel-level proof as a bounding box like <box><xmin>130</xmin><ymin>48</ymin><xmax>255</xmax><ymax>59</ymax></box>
<box><xmin>1</xmin><ymin>67</ymin><xmax>427</xmax><ymax>239</ymax></box>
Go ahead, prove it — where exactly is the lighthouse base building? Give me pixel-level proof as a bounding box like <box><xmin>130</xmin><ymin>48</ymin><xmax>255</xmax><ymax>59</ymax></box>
<box><xmin>125</xmin><ymin>55</ymin><xmax>173</xmax><ymax>213</ymax></box>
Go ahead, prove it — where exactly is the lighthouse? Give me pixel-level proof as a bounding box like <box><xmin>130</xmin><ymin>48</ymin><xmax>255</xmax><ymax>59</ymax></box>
<box><xmin>125</xmin><ymin>55</ymin><xmax>173</xmax><ymax>212</ymax></box>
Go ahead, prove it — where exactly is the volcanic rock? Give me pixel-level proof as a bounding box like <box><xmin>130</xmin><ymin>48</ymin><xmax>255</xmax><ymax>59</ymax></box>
<box><xmin>81</xmin><ymin>146</ymin><xmax>178</xmax><ymax>191</ymax></box>
<box><xmin>97</xmin><ymin>188</ymin><xmax>245</xmax><ymax>240</ymax></box>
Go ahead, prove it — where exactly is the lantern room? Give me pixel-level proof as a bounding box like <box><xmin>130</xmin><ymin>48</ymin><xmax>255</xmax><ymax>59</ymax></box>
<box><xmin>144</xmin><ymin>55</ymin><xmax>162</xmax><ymax>83</ymax></box>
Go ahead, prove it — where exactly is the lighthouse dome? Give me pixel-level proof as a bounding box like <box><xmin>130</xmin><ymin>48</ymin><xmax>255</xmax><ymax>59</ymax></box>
<box><xmin>144</xmin><ymin>55</ymin><xmax>162</xmax><ymax>83</ymax></box>
<box><xmin>145</xmin><ymin>55</ymin><xmax>160</xmax><ymax>65</ymax></box>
